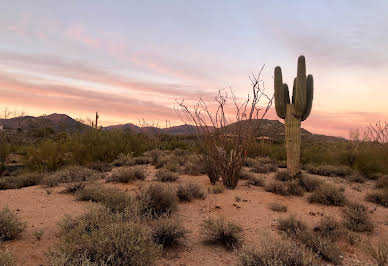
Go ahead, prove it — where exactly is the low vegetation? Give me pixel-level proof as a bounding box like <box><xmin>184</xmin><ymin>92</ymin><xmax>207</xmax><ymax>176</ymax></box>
<box><xmin>0</xmin><ymin>172</ymin><xmax>43</xmax><ymax>190</ymax></box>
<box><xmin>201</xmin><ymin>217</ymin><xmax>243</xmax><ymax>249</ymax></box>
<box><xmin>0</xmin><ymin>248</ymin><xmax>16</xmax><ymax>266</ymax></box>
<box><xmin>176</xmin><ymin>183</ymin><xmax>205</xmax><ymax>202</ymax></box>
<box><xmin>366</xmin><ymin>189</ymin><xmax>388</xmax><ymax>207</ymax></box>
<box><xmin>151</xmin><ymin>218</ymin><xmax>187</xmax><ymax>248</ymax></box>
<box><xmin>308</xmin><ymin>183</ymin><xmax>347</xmax><ymax>206</ymax></box>
<box><xmin>364</xmin><ymin>240</ymin><xmax>388</xmax><ymax>266</ymax></box>
<box><xmin>208</xmin><ymin>184</ymin><xmax>225</xmax><ymax>194</ymax></box>
<box><xmin>0</xmin><ymin>207</ymin><xmax>26</xmax><ymax>241</ymax></box>
<box><xmin>343</xmin><ymin>202</ymin><xmax>374</xmax><ymax>232</ymax></box>
<box><xmin>106</xmin><ymin>166</ymin><xmax>146</xmax><ymax>183</ymax></box>
<box><xmin>246</xmin><ymin>174</ymin><xmax>265</xmax><ymax>186</ymax></box>
<box><xmin>269</xmin><ymin>202</ymin><xmax>287</xmax><ymax>212</ymax></box>
<box><xmin>264</xmin><ymin>180</ymin><xmax>304</xmax><ymax>196</ymax></box>
<box><xmin>305</xmin><ymin>164</ymin><xmax>352</xmax><ymax>177</ymax></box>
<box><xmin>41</xmin><ymin>165</ymin><xmax>100</xmax><ymax>187</ymax></box>
<box><xmin>155</xmin><ymin>168</ymin><xmax>179</xmax><ymax>182</ymax></box>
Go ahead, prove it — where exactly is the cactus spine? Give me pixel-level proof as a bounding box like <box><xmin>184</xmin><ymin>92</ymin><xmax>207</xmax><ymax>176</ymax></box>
<box><xmin>274</xmin><ymin>56</ymin><xmax>314</xmax><ymax>176</ymax></box>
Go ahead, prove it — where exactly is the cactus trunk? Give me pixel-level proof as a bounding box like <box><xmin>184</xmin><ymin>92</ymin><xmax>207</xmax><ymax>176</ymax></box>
<box><xmin>285</xmin><ymin>104</ymin><xmax>301</xmax><ymax>176</ymax></box>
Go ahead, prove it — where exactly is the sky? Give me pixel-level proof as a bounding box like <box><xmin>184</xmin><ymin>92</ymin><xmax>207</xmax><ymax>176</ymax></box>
<box><xmin>0</xmin><ymin>0</ymin><xmax>387</xmax><ymax>137</ymax></box>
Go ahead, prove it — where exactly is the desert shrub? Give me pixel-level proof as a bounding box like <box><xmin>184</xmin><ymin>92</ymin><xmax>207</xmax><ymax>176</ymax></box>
<box><xmin>201</xmin><ymin>217</ymin><xmax>243</xmax><ymax>249</ymax></box>
<box><xmin>151</xmin><ymin>218</ymin><xmax>187</xmax><ymax>248</ymax></box>
<box><xmin>239</xmin><ymin>238</ymin><xmax>316</xmax><ymax>266</ymax></box>
<box><xmin>64</xmin><ymin>182</ymin><xmax>86</xmax><ymax>193</ymax></box>
<box><xmin>0</xmin><ymin>207</ymin><xmax>26</xmax><ymax>241</ymax></box>
<box><xmin>0</xmin><ymin>248</ymin><xmax>15</xmax><ymax>266</ymax></box>
<box><xmin>46</xmin><ymin>208</ymin><xmax>160</xmax><ymax>266</ymax></box>
<box><xmin>76</xmin><ymin>185</ymin><xmax>132</xmax><ymax>213</ymax></box>
<box><xmin>149</xmin><ymin>149</ymin><xmax>162</xmax><ymax>165</ymax></box>
<box><xmin>376</xmin><ymin>175</ymin><xmax>388</xmax><ymax>189</ymax></box>
<box><xmin>277</xmin><ymin>160</ymin><xmax>287</xmax><ymax>168</ymax></box>
<box><xmin>208</xmin><ymin>184</ymin><xmax>225</xmax><ymax>194</ymax></box>
<box><xmin>163</xmin><ymin>161</ymin><xmax>181</xmax><ymax>173</ymax></box>
<box><xmin>287</xmin><ymin>180</ymin><xmax>305</xmax><ymax>196</ymax></box>
<box><xmin>308</xmin><ymin>183</ymin><xmax>346</xmax><ymax>206</ymax></box>
<box><xmin>176</xmin><ymin>183</ymin><xmax>205</xmax><ymax>202</ymax></box>
<box><xmin>366</xmin><ymin>189</ymin><xmax>388</xmax><ymax>207</ymax></box>
<box><xmin>343</xmin><ymin>202</ymin><xmax>374</xmax><ymax>232</ymax></box>
<box><xmin>107</xmin><ymin>166</ymin><xmax>146</xmax><ymax>183</ymax></box>
<box><xmin>364</xmin><ymin>240</ymin><xmax>388</xmax><ymax>266</ymax></box>
<box><xmin>25</xmin><ymin>140</ymin><xmax>67</xmax><ymax>171</ymax></box>
<box><xmin>155</xmin><ymin>168</ymin><xmax>178</xmax><ymax>182</ymax></box>
<box><xmin>269</xmin><ymin>203</ymin><xmax>287</xmax><ymax>212</ymax></box>
<box><xmin>278</xmin><ymin>215</ymin><xmax>307</xmax><ymax>237</ymax></box>
<box><xmin>134</xmin><ymin>155</ymin><xmax>151</xmax><ymax>165</ymax></box>
<box><xmin>247</xmin><ymin>175</ymin><xmax>264</xmax><ymax>187</ymax></box>
<box><xmin>239</xmin><ymin>167</ymin><xmax>250</xmax><ymax>180</ymax></box>
<box><xmin>112</xmin><ymin>153</ymin><xmax>136</xmax><ymax>167</ymax></box>
<box><xmin>348</xmin><ymin>173</ymin><xmax>366</xmax><ymax>183</ymax></box>
<box><xmin>251</xmin><ymin>158</ymin><xmax>278</xmax><ymax>174</ymax></box>
<box><xmin>244</xmin><ymin>158</ymin><xmax>257</xmax><ymax>167</ymax></box>
<box><xmin>41</xmin><ymin>166</ymin><xmax>100</xmax><ymax>187</ymax></box>
<box><xmin>305</xmin><ymin>164</ymin><xmax>352</xmax><ymax>177</ymax></box>
<box><xmin>136</xmin><ymin>183</ymin><xmax>178</xmax><ymax>218</ymax></box>
<box><xmin>87</xmin><ymin>161</ymin><xmax>112</xmax><ymax>172</ymax></box>
<box><xmin>313</xmin><ymin>216</ymin><xmax>342</xmax><ymax>240</ymax></box>
<box><xmin>264</xmin><ymin>181</ymin><xmax>289</xmax><ymax>196</ymax></box>
<box><xmin>299</xmin><ymin>174</ymin><xmax>322</xmax><ymax>192</ymax></box>
<box><xmin>183</xmin><ymin>155</ymin><xmax>205</xmax><ymax>175</ymax></box>
<box><xmin>34</xmin><ymin>229</ymin><xmax>45</xmax><ymax>241</ymax></box>
<box><xmin>274</xmin><ymin>170</ymin><xmax>292</xmax><ymax>182</ymax></box>
<box><xmin>0</xmin><ymin>172</ymin><xmax>43</xmax><ymax>190</ymax></box>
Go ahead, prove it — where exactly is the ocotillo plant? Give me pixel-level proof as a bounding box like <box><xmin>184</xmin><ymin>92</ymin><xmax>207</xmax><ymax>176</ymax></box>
<box><xmin>274</xmin><ymin>56</ymin><xmax>314</xmax><ymax>176</ymax></box>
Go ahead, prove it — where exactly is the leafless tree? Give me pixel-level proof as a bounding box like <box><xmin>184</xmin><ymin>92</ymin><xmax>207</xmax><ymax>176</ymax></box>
<box><xmin>176</xmin><ymin>66</ymin><xmax>273</xmax><ymax>189</ymax></box>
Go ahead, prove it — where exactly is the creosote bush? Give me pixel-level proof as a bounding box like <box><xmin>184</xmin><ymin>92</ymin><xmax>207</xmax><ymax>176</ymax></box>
<box><xmin>107</xmin><ymin>166</ymin><xmax>146</xmax><ymax>183</ymax></box>
<box><xmin>313</xmin><ymin>216</ymin><xmax>341</xmax><ymax>241</ymax></box>
<box><xmin>264</xmin><ymin>180</ymin><xmax>304</xmax><ymax>196</ymax></box>
<box><xmin>275</xmin><ymin>170</ymin><xmax>293</xmax><ymax>181</ymax></box>
<box><xmin>151</xmin><ymin>218</ymin><xmax>187</xmax><ymax>248</ymax></box>
<box><xmin>305</xmin><ymin>164</ymin><xmax>352</xmax><ymax>177</ymax></box>
<box><xmin>240</xmin><ymin>237</ymin><xmax>316</xmax><ymax>266</ymax></box>
<box><xmin>269</xmin><ymin>202</ymin><xmax>287</xmax><ymax>212</ymax></box>
<box><xmin>343</xmin><ymin>202</ymin><xmax>374</xmax><ymax>232</ymax></box>
<box><xmin>0</xmin><ymin>172</ymin><xmax>43</xmax><ymax>190</ymax></box>
<box><xmin>308</xmin><ymin>183</ymin><xmax>347</xmax><ymax>206</ymax></box>
<box><xmin>176</xmin><ymin>183</ymin><xmax>205</xmax><ymax>202</ymax></box>
<box><xmin>201</xmin><ymin>217</ymin><xmax>243</xmax><ymax>249</ymax></box>
<box><xmin>0</xmin><ymin>207</ymin><xmax>26</xmax><ymax>241</ymax></box>
<box><xmin>298</xmin><ymin>174</ymin><xmax>322</xmax><ymax>192</ymax></box>
<box><xmin>136</xmin><ymin>183</ymin><xmax>178</xmax><ymax>218</ymax></box>
<box><xmin>41</xmin><ymin>166</ymin><xmax>100</xmax><ymax>187</ymax></box>
<box><xmin>155</xmin><ymin>168</ymin><xmax>179</xmax><ymax>182</ymax></box>
<box><xmin>278</xmin><ymin>215</ymin><xmax>307</xmax><ymax>236</ymax></box>
<box><xmin>247</xmin><ymin>174</ymin><xmax>265</xmax><ymax>187</ymax></box>
<box><xmin>366</xmin><ymin>189</ymin><xmax>388</xmax><ymax>207</ymax></box>
<box><xmin>46</xmin><ymin>208</ymin><xmax>161</xmax><ymax>266</ymax></box>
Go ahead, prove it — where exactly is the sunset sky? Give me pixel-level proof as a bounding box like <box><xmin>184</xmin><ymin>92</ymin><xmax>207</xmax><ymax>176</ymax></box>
<box><xmin>0</xmin><ymin>1</ymin><xmax>387</xmax><ymax>137</ymax></box>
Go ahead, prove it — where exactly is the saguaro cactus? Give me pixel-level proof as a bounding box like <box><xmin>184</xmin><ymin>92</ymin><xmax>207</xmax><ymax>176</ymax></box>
<box><xmin>274</xmin><ymin>56</ymin><xmax>314</xmax><ymax>176</ymax></box>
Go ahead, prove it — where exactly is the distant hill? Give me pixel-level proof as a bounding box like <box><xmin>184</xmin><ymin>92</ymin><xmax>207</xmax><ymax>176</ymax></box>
<box><xmin>0</xmin><ymin>113</ymin><xmax>344</xmax><ymax>143</ymax></box>
<box><xmin>0</xmin><ymin>113</ymin><xmax>89</xmax><ymax>132</ymax></box>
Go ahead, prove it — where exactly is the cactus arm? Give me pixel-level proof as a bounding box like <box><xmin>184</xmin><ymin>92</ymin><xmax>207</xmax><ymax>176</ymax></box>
<box><xmin>292</xmin><ymin>78</ymin><xmax>296</xmax><ymax>104</ymax></box>
<box><xmin>274</xmin><ymin>66</ymin><xmax>287</xmax><ymax>119</ymax></box>
<box><xmin>283</xmin><ymin>84</ymin><xmax>290</xmax><ymax>106</ymax></box>
<box><xmin>301</xmin><ymin>74</ymin><xmax>314</xmax><ymax>121</ymax></box>
<box><xmin>293</xmin><ymin>56</ymin><xmax>307</xmax><ymax>117</ymax></box>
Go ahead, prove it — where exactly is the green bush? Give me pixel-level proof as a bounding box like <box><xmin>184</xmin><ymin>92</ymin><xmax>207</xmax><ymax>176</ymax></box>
<box><xmin>151</xmin><ymin>218</ymin><xmax>187</xmax><ymax>248</ymax></box>
<box><xmin>308</xmin><ymin>183</ymin><xmax>347</xmax><ymax>206</ymax></box>
<box><xmin>41</xmin><ymin>166</ymin><xmax>100</xmax><ymax>187</ymax></box>
<box><xmin>136</xmin><ymin>184</ymin><xmax>178</xmax><ymax>218</ymax></box>
<box><xmin>0</xmin><ymin>207</ymin><xmax>26</xmax><ymax>241</ymax></box>
<box><xmin>176</xmin><ymin>183</ymin><xmax>205</xmax><ymax>202</ymax></box>
<box><xmin>201</xmin><ymin>217</ymin><xmax>243</xmax><ymax>249</ymax></box>
<box><xmin>240</xmin><ymin>238</ymin><xmax>316</xmax><ymax>266</ymax></box>
<box><xmin>46</xmin><ymin>208</ymin><xmax>161</xmax><ymax>266</ymax></box>
<box><xmin>343</xmin><ymin>202</ymin><xmax>374</xmax><ymax>232</ymax></box>
<box><xmin>0</xmin><ymin>172</ymin><xmax>43</xmax><ymax>190</ymax></box>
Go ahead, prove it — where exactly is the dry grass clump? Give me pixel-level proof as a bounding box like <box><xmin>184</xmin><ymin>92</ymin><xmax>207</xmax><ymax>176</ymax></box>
<box><xmin>366</xmin><ymin>189</ymin><xmax>388</xmax><ymax>207</ymax></box>
<box><xmin>151</xmin><ymin>218</ymin><xmax>187</xmax><ymax>248</ymax></box>
<box><xmin>247</xmin><ymin>174</ymin><xmax>265</xmax><ymax>187</ymax></box>
<box><xmin>41</xmin><ymin>166</ymin><xmax>100</xmax><ymax>187</ymax></box>
<box><xmin>201</xmin><ymin>217</ymin><xmax>243</xmax><ymax>249</ymax></box>
<box><xmin>0</xmin><ymin>172</ymin><xmax>43</xmax><ymax>190</ymax></box>
<box><xmin>208</xmin><ymin>184</ymin><xmax>225</xmax><ymax>194</ymax></box>
<box><xmin>46</xmin><ymin>208</ymin><xmax>161</xmax><ymax>266</ymax></box>
<box><xmin>136</xmin><ymin>183</ymin><xmax>178</xmax><ymax>218</ymax></box>
<box><xmin>176</xmin><ymin>183</ymin><xmax>205</xmax><ymax>202</ymax></box>
<box><xmin>107</xmin><ymin>166</ymin><xmax>146</xmax><ymax>183</ymax></box>
<box><xmin>343</xmin><ymin>202</ymin><xmax>374</xmax><ymax>232</ymax></box>
<box><xmin>308</xmin><ymin>183</ymin><xmax>347</xmax><ymax>206</ymax></box>
<box><xmin>112</xmin><ymin>153</ymin><xmax>136</xmax><ymax>166</ymax></box>
<box><xmin>0</xmin><ymin>207</ymin><xmax>26</xmax><ymax>241</ymax></box>
<box><xmin>0</xmin><ymin>248</ymin><xmax>15</xmax><ymax>266</ymax></box>
<box><xmin>305</xmin><ymin>164</ymin><xmax>352</xmax><ymax>177</ymax></box>
<box><xmin>155</xmin><ymin>168</ymin><xmax>179</xmax><ymax>182</ymax></box>
<box><xmin>269</xmin><ymin>203</ymin><xmax>287</xmax><ymax>212</ymax></box>
<box><xmin>313</xmin><ymin>216</ymin><xmax>342</xmax><ymax>241</ymax></box>
<box><xmin>298</xmin><ymin>174</ymin><xmax>322</xmax><ymax>192</ymax></box>
<box><xmin>75</xmin><ymin>184</ymin><xmax>132</xmax><ymax>213</ymax></box>
<box><xmin>87</xmin><ymin>161</ymin><xmax>112</xmax><ymax>172</ymax></box>
<box><xmin>364</xmin><ymin>240</ymin><xmax>388</xmax><ymax>266</ymax></box>
<box><xmin>239</xmin><ymin>237</ymin><xmax>316</xmax><ymax>266</ymax></box>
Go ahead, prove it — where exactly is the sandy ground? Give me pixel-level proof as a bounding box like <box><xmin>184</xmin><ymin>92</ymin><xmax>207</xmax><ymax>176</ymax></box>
<box><xmin>1</xmin><ymin>165</ymin><xmax>387</xmax><ymax>266</ymax></box>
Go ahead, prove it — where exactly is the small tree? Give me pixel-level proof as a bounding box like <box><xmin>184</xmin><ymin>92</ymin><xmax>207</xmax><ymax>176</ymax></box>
<box><xmin>177</xmin><ymin>66</ymin><xmax>272</xmax><ymax>189</ymax></box>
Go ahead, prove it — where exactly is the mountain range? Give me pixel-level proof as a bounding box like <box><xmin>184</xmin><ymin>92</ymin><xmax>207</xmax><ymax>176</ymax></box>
<box><xmin>0</xmin><ymin>113</ymin><xmax>344</xmax><ymax>142</ymax></box>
